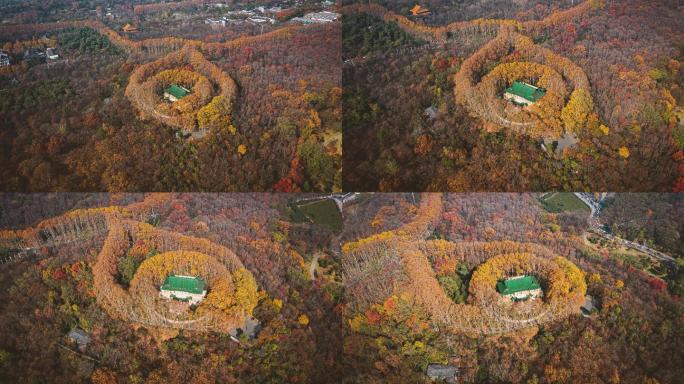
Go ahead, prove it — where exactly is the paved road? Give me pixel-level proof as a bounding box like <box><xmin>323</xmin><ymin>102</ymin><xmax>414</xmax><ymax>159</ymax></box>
<box><xmin>591</xmin><ymin>226</ymin><xmax>676</xmax><ymax>264</ymax></box>
<box><xmin>294</xmin><ymin>193</ymin><xmax>361</xmax><ymax>214</ymax></box>
<box><xmin>574</xmin><ymin>192</ymin><xmax>601</xmax><ymax>218</ymax></box>
<box><xmin>574</xmin><ymin>193</ymin><xmax>676</xmax><ymax>265</ymax></box>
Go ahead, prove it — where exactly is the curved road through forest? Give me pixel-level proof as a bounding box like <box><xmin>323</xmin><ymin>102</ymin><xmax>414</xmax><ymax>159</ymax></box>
<box><xmin>574</xmin><ymin>193</ymin><xmax>676</xmax><ymax>265</ymax></box>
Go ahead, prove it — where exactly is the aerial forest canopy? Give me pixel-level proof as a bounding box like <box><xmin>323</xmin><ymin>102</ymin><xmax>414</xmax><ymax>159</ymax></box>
<box><xmin>0</xmin><ymin>193</ymin><xmax>347</xmax><ymax>382</ymax></box>
<box><xmin>339</xmin><ymin>192</ymin><xmax>684</xmax><ymax>383</ymax></box>
<box><xmin>342</xmin><ymin>12</ymin><xmax>426</xmax><ymax>58</ymax></box>
<box><xmin>0</xmin><ymin>192</ymin><xmax>682</xmax><ymax>383</ymax></box>
<box><xmin>342</xmin><ymin>0</ymin><xmax>684</xmax><ymax>192</ymax></box>
<box><xmin>0</xmin><ymin>3</ymin><xmax>341</xmax><ymax>192</ymax></box>
<box><xmin>58</xmin><ymin>27</ymin><xmax>122</xmax><ymax>54</ymax></box>
<box><xmin>342</xmin><ymin>194</ymin><xmax>586</xmax><ymax>335</ymax></box>
<box><xmin>0</xmin><ymin>194</ymin><xmax>259</xmax><ymax>332</ymax></box>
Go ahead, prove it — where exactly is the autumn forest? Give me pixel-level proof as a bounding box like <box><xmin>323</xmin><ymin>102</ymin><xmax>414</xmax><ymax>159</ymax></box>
<box><xmin>342</xmin><ymin>0</ymin><xmax>684</xmax><ymax>192</ymax></box>
<box><xmin>0</xmin><ymin>192</ymin><xmax>682</xmax><ymax>383</ymax></box>
<box><xmin>0</xmin><ymin>0</ymin><xmax>341</xmax><ymax>192</ymax></box>
<box><xmin>0</xmin><ymin>1</ymin><xmax>683</xmax><ymax>383</ymax></box>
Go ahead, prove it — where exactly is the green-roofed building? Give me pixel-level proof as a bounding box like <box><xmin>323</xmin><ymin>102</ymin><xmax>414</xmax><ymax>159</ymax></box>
<box><xmin>496</xmin><ymin>275</ymin><xmax>542</xmax><ymax>301</ymax></box>
<box><xmin>160</xmin><ymin>275</ymin><xmax>207</xmax><ymax>305</ymax></box>
<box><xmin>163</xmin><ymin>84</ymin><xmax>191</xmax><ymax>102</ymax></box>
<box><xmin>503</xmin><ymin>81</ymin><xmax>546</xmax><ymax>106</ymax></box>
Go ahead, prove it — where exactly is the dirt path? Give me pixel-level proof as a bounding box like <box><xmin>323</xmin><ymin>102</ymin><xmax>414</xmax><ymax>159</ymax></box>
<box><xmin>309</xmin><ymin>253</ymin><xmax>320</xmax><ymax>280</ymax></box>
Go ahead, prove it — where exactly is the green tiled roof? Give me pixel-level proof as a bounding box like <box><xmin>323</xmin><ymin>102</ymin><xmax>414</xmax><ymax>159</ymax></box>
<box><xmin>165</xmin><ymin>84</ymin><xmax>189</xmax><ymax>100</ymax></box>
<box><xmin>161</xmin><ymin>275</ymin><xmax>206</xmax><ymax>294</ymax></box>
<box><xmin>496</xmin><ymin>275</ymin><xmax>541</xmax><ymax>295</ymax></box>
<box><xmin>505</xmin><ymin>81</ymin><xmax>545</xmax><ymax>103</ymax></box>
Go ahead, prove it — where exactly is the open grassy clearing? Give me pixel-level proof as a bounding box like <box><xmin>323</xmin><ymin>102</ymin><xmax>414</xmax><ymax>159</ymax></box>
<box><xmin>287</xmin><ymin>199</ymin><xmax>343</xmax><ymax>232</ymax></box>
<box><xmin>539</xmin><ymin>192</ymin><xmax>590</xmax><ymax>213</ymax></box>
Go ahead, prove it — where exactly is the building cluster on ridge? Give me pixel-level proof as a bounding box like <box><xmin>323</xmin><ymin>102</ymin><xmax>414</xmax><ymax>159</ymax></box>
<box><xmin>205</xmin><ymin>1</ymin><xmax>340</xmax><ymax>27</ymax></box>
<box><xmin>1</xmin><ymin>46</ymin><xmax>59</xmax><ymax>68</ymax></box>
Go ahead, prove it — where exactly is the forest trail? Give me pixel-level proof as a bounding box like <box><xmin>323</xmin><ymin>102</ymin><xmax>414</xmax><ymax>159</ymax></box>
<box><xmin>309</xmin><ymin>253</ymin><xmax>320</xmax><ymax>280</ymax></box>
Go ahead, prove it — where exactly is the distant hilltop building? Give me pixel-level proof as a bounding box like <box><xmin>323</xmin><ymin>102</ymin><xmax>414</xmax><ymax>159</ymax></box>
<box><xmin>159</xmin><ymin>275</ymin><xmax>207</xmax><ymax>305</ymax></box>
<box><xmin>424</xmin><ymin>106</ymin><xmax>438</xmax><ymax>120</ymax></box>
<box><xmin>0</xmin><ymin>51</ymin><xmax>10</xmax><ymax>66</ymax></box>
<box><xmin>122</xmin><ymin>23</ymin><xmax>137</xmax><ymax>33</ymax></box>
<box><xmin>164</xmin><ymin>84</ymin><xmax>191</xmax><ymax>103</ymax></box>
<box><xmin>205</xmin><ymin>17</ymin><xmax>226</xmax><ymax>26</ymax></box>
<box><xmin>580</xmin><ymin>295</ymin><xmax>595</xmax><ymax>318</ymax></box>
<box><xmin>496</xmin><ymin>275</ymin><xmax>542</xmax><ymax>301</ymax></box>
<box><xmin>67</xmin><ymin>328</ymin><xmax>91</xmax><ymax>351</ymax></box>
<box><xmin>46</xmin><ymin>47</ymin><xmax>59</xmax><ymax>60</ymax></box>
<box><xmin>23</xmin><ymin>47</ymin><xmax>46</xmax><ymax>62</ymax></box>
<box><xmin>291</xmin><ymin>11</ymin><xmax>341</xmax><ymax>24</ymax></box>
<box><xmin>503</xmin><ymin>81</ymin><xmax>546</xmax><ymax>107</ymax></box>
<box><xmin>410</xmin><ymin>4</ymin><xmax>431</xmax><ymax>16</ymax></box>
<box><xmin>248</xmin><ymin>16</ymin><xmax>276</xmax><ymax>24</ymax></box>
<box><xmin>427</xmin><ymin>364</ymin><xmax>458</xmax><ymax>383</ymax></box>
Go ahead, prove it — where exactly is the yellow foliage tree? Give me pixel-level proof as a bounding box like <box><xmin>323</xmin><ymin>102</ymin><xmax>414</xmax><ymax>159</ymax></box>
<box><xmin>273</xmin><ymin>298</ymin><xmax>283</xmax><ymax>311</ymax></box>
<box><xmin>231</xmin><ymin>268</ymin><xmax>259</xmax><ymax>315</ymax></box>
<box><xmin>619</xmin><ymin>147</ymin><xmax>630</xmax><ymax>158</ymax></box>
<box><xmin>561</xmin><ymin>88</ymin><xmax>594</xmax><ymax>133</ymax></box>
<box><xmin>237</xmin><ymin>144</ymin><xmax>248</xmax><ymax>156</ymax></box>
<box><xmin>197</xmin><ymin>96</ymin><xmax>231</xmax><ymax>131</ymax></box>
<box><xmin>298</xmin><ymin>314</ymin><xmax>310</xmax><ymax>326</ymax></box>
